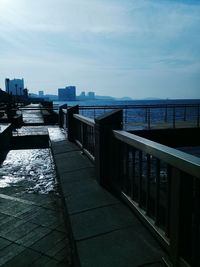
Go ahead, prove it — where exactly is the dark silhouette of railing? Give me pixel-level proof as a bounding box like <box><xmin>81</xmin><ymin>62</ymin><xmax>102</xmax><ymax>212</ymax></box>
<box><xmin>63</xmin><ymin>105</ymin><xmax>200</xmax><ymax>267</ymax></box>
<box><xmin>72</xmin><ymin>103</ymin><xmax>200</xmax><ymax>130</ymax></box>
<box><xmin>112</xmin><ymin>130</ymin><xmax>200</xmax><ymax>267</ymax></box>
<box><xmin>0</xmin><ymin>103</ymin><xmax>58</xmax><ymax>126</ymax></box>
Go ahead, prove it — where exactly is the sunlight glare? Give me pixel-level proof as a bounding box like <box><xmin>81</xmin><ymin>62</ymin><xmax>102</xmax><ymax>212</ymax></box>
<box><xmin>0</xmin><ymin>0</ymin><xmax>20</xmax><ymax>13</ymax></box>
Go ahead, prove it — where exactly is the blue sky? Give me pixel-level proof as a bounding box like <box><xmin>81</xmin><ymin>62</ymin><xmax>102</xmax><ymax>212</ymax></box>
<box><xmin>0</xmin><ymin>0</ymin><xmax>200</xmax><ymax>99</ymax></box>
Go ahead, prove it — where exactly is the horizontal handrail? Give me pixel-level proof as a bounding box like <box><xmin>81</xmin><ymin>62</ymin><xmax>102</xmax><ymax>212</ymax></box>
<box><xmin>74</xmin><ymin>103</ymin><xmax>200</xmax><ymax>110</ymax></box>
<box><xmin>73</xmin><ymin>114</ymin><xmax>95</xmax><ymax>127</ymax></box>
<box><xmin>19</xmin><ymin>108</ymin><xmax>57</xmax><ymax>110</ymax></box>
<box><xmin>113</xmin><ymin>130</ymin><xmax>200</xmax><ymax>178</ymax></box>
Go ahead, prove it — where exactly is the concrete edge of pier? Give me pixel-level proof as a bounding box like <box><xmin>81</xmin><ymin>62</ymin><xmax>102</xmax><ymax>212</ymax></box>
<box><xmin>49</xmin><ymin>128</ymin><xmax>167</xmax><ymax>267</ymax></box>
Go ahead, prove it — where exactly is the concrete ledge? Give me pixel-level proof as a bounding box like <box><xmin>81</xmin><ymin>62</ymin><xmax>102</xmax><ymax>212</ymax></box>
<box><xmin>0</xmin><ymin>123</ymin><xmax>12</xmax><ymax>151</ymax></box>
<box><xmin>11</xmin><ymin>135</ymin><xmax>49</xmax><ymax>149</ymax></box>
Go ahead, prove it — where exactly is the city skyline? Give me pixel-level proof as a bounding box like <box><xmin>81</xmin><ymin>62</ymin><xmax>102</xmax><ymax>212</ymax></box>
<box><xmin>0</xmin><ymin>0</ymin><xmax>200</xmax><ymax>99</ymax></box>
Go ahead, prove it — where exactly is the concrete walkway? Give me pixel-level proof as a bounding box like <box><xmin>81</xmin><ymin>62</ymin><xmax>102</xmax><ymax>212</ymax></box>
<box><xmin>50</xmin><ymin>128</ymin><xmax>166</xmax><ymax>267</ymax></box>
<box><xmin>0</xmin><ymin>125</ymin><xmax>167</xmax><ymax>267</ymax></box>
<box><xmin>21</xmin><ymin>104</ymin><xmax>44</xmax><ymax>125</ymax></box>
<box><xmin>0</xmin><ymin>193</ymin><xmax>72</xmax><ymax>267</ymax></box>
<box><xmin>0</xmin><ymin>126</ymin><xmax>73</xmax><ymax>267</ymax></box>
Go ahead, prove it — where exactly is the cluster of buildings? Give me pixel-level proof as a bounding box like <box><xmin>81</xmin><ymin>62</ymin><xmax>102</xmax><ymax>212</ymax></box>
<box><xmin>58</xmin><ymin>87</ymin><xmax>95</xmax><ymax>101</ymax></box>
<box><xmin>5</xmin><ymin>78</ymin><xmax>28</xmax><ymax>97</ymax></box>
<box><xmin>79</xmin><ymin>91</ymin><xmax>95</xmax><ymax>100</ymax></box>
<box><xmin>2</xmin><ymin>78</ymin><xmax>95</xmax><ymax>102</ymax></box>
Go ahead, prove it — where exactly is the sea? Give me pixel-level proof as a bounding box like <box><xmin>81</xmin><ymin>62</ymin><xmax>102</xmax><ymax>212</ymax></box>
<box><xmin>54</xmin><ymin>99</ymin><xmax>200</xmax><ymax>129</ymax></box>
<box><xmin>53</xmin><ymin>98</ymin><xmax>200</xmax><ymax>108</ymax></box>
<box><xmin>54</xmin><ymin>98</ymin><xmax>200</xmax><ymax>158</ymax></box>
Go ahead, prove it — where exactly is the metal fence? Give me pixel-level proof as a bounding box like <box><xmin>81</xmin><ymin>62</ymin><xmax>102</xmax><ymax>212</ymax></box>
<box><xmin>66</xmin><ymin>106</ymin><xmax>200</xmax><ymax>267</ymax></box>
<box><xmin>112</xmin><ymin>130</ymin><xmax>200</xmax><ymax>267</ymax></box>
<box><xmin>77</xmin><ymin>104</ymin><xmax>200</xmax><ymax>130</ymax></box>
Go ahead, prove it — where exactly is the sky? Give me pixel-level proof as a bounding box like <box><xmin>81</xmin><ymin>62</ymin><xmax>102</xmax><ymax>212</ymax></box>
<box><xmin>0</xmin><ymin>0</ymin><xmax>200</xmax><ymax>99</ymax></box>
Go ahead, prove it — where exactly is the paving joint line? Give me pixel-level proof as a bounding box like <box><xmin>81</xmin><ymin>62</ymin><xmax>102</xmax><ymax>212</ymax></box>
<box><xmin>57</xmin><ymin>166</ymin><xmax>95</xmax><ymax>175</ymax></box>
<box><xmin>51</xmin><ymin>149</ymin><xmax>81</xmax><ymax>155</ymax></box>
<box><xmin>69</xmin><ymin>202</ymin><xmax>121</xmax><ymax>216</ymax></box>
<box><xmin>0</xmin><ymin>194</ymin><xmax>36</xmax><ymax>205</ymax></box>
<box><xmin>76</xmin><ymin>225</ymin><xmax>135</xmax><ymax>243</ymax></box>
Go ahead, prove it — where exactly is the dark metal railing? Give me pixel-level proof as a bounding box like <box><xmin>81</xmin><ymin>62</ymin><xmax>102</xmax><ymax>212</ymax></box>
<box><xmin>64</xmin><ymin>106</ymin><xmax>200</xmax><ymax>267</ymax></box>
<box><xmin>77</xmin><ymin>103</ymin><xmax>200</xmax><ymax>130</ymax></box>
<box><xmin>112</xmin><ymin>130</ymin><xmax>200</xmax><ymax>267</ymax></box>
<box><xmin>73</xmin><ymin>114</ymin><xmax>95</xmax><ymax>161</ymax></box>
<box><xmin>66</xmin><ymin>106</ymin><xmax>200</xmax><ymax>266</ymax></box>
<box><xmin>59</xmin><ymin>103</ymin><xmax>200</xmax><ymax>131</ymax></box>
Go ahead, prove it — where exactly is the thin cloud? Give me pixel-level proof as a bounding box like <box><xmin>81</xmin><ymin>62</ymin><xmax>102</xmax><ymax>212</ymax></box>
<box><xmin>0</xmin><ymin>0</ymin><xmax>199</xmax><ymax>98</ymax></box>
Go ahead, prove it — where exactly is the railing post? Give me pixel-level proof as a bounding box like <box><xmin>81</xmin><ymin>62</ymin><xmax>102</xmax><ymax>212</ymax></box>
<box><xmin>169</xmin><ymin>168</ymin><xmax>193</xmax><ymax>267</ymax></box>
<box><xmin>67</xmin><ymin>105</ymin><xmax>79</xmax><ymax>142</ymax></box>
<box><xmin>183</xmin><ymin>105</ymin><xmax>187</xmax><ymax>122</ymax></box>
<box><xmin>81</xmin><ymin>122</ymin><xmax>86</xmax><ymax>149</ymax></box>
<box><xmin>197</xmin><ymin>104</ymin><xmax>200</xmax><ymax>128</ymax></box>
<box><xmin>147</xmin><ymin>107</ymin><xmax>151</xmax><ymax>129</ymax></box>
<box><xmin>173</xmin><ymin>106</ymin><xmax>176</xmax><ymax>128</ymax></box>
<box><xmin>94</xmin><ymin>109</ymin><xmax>123</xmax><ymax>189</ymax></box>
<box><xmin>59</xmin><ymin>104</ymin><xmax>68</xmax><ymax>127</ymax></box>
<box><xmin>125</xmin><ymin>108</ymin><xmax>128</xmax><ymax>129</ymax></box>
<box><xmin>192</xmin><ymin>178</ymin><xmax>200</xmax><ymax>266</ymax></box>
<box><xmin>164</xmin><ymin>105</ymin><xmax>168</xmax><ymax>123</ymax></box>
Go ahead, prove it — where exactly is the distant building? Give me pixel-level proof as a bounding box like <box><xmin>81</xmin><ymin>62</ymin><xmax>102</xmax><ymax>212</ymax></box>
<box><xmin>23</xmin><ymin>88</ymin><xmax>28</xmax><ymax>98</ymax></box>
<box><xmin>5</xmin><ymin>78</ymin><xmax>25</xmax><ymax>96</ymax></box>
<box><xmin>88</xmin><ymin>91</ymin><xmax>95</xmax><ymax>99</ymax></box>
<box><xmin>58</xmin><ymin>86</ymin><xmax>76</xmax><ymax>101</ymax></box>
<box><xmin>78</xmin><ymin>91</ymin><xmax>86</xmax><ymax>100</ymax></box>
<box><xmin>80</xmin><ymin>91</ymin><xmax>86</xmax><ymax>98</ymax></box>
<box><xmin>58</xmin><ymin>88</ymin><xmax>67</xmax><ymax>101</ymax></box>
<box><xmin>38</xmin><ymin>91</ymin><xmax>44</xmax><ymax>97</ymax></box>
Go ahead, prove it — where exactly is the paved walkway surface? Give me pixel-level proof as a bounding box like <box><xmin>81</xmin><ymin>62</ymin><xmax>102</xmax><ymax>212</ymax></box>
<box><xmin>50</xmin><ymin>128</ymin><xmax>167</xmax><ymax>267</ymax></box>
<box><xmin>21</xmin><ymin>104</ymin><xmax>44</xmax><ymax>125</ymax></box>
<box><xmin>0</xmin><ymin>193</ymin><xmax>72</xmax><ymax>267</ymax></box>
<box><xmin>0</xmin><ymin>127</ymin><xmax>73</xmax><ymax>267</ymax></box>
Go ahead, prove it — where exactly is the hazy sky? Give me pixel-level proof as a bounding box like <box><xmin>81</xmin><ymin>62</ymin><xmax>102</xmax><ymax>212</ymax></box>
<box><xmin>0</xmin><ymin>0</ymin><xmax>200</xmax><ymax>99</ymax></box>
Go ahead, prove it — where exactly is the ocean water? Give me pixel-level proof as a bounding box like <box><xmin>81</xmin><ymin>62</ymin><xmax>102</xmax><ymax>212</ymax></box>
<box><xmin>54</xmin><ymin>98</ymin><xmax>200</xmax><ymax>107</ymax></box>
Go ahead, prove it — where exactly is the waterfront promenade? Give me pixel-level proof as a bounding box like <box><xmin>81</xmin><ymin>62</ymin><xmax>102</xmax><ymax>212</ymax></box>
<box><xmin>50</xmin><ymin>128</ymin><xmax>166</xmax><ymax>267</ymax></box>
<box><xmin>2</xmin><ymin>102</ymin><xmax>199</xmax><ymax>266</ymax></box>
<box><xmin>0</xmin><ymin>124</ymin><xmax>166</xmax><ymax>267</ymax></box>
<box><xmin>0</xmin><ymin>127</ymin><xmax>73</xmax><ymax>267</ymax></box>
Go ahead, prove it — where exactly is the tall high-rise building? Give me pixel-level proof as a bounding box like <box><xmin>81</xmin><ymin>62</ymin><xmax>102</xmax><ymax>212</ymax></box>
<box><xmin>58</xmin><ymin>86</ymin><xmax>76</xmax><ymax>101</ymax></box>
<box><xmin>5</xmin><ymin>78</ymin><xmax>25</xmax><ymax>96</ymax></box>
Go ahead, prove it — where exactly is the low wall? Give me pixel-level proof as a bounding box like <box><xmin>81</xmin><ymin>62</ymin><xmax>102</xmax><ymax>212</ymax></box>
<box><xmin>11</xmin><ymin>135</ymin><xmax>49</xmax><ymax>149</ymax></box>
<box><xmin>0</xmin><ymin>124</ymin><xmax>12</xmax><ymax>151</ymax></box>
